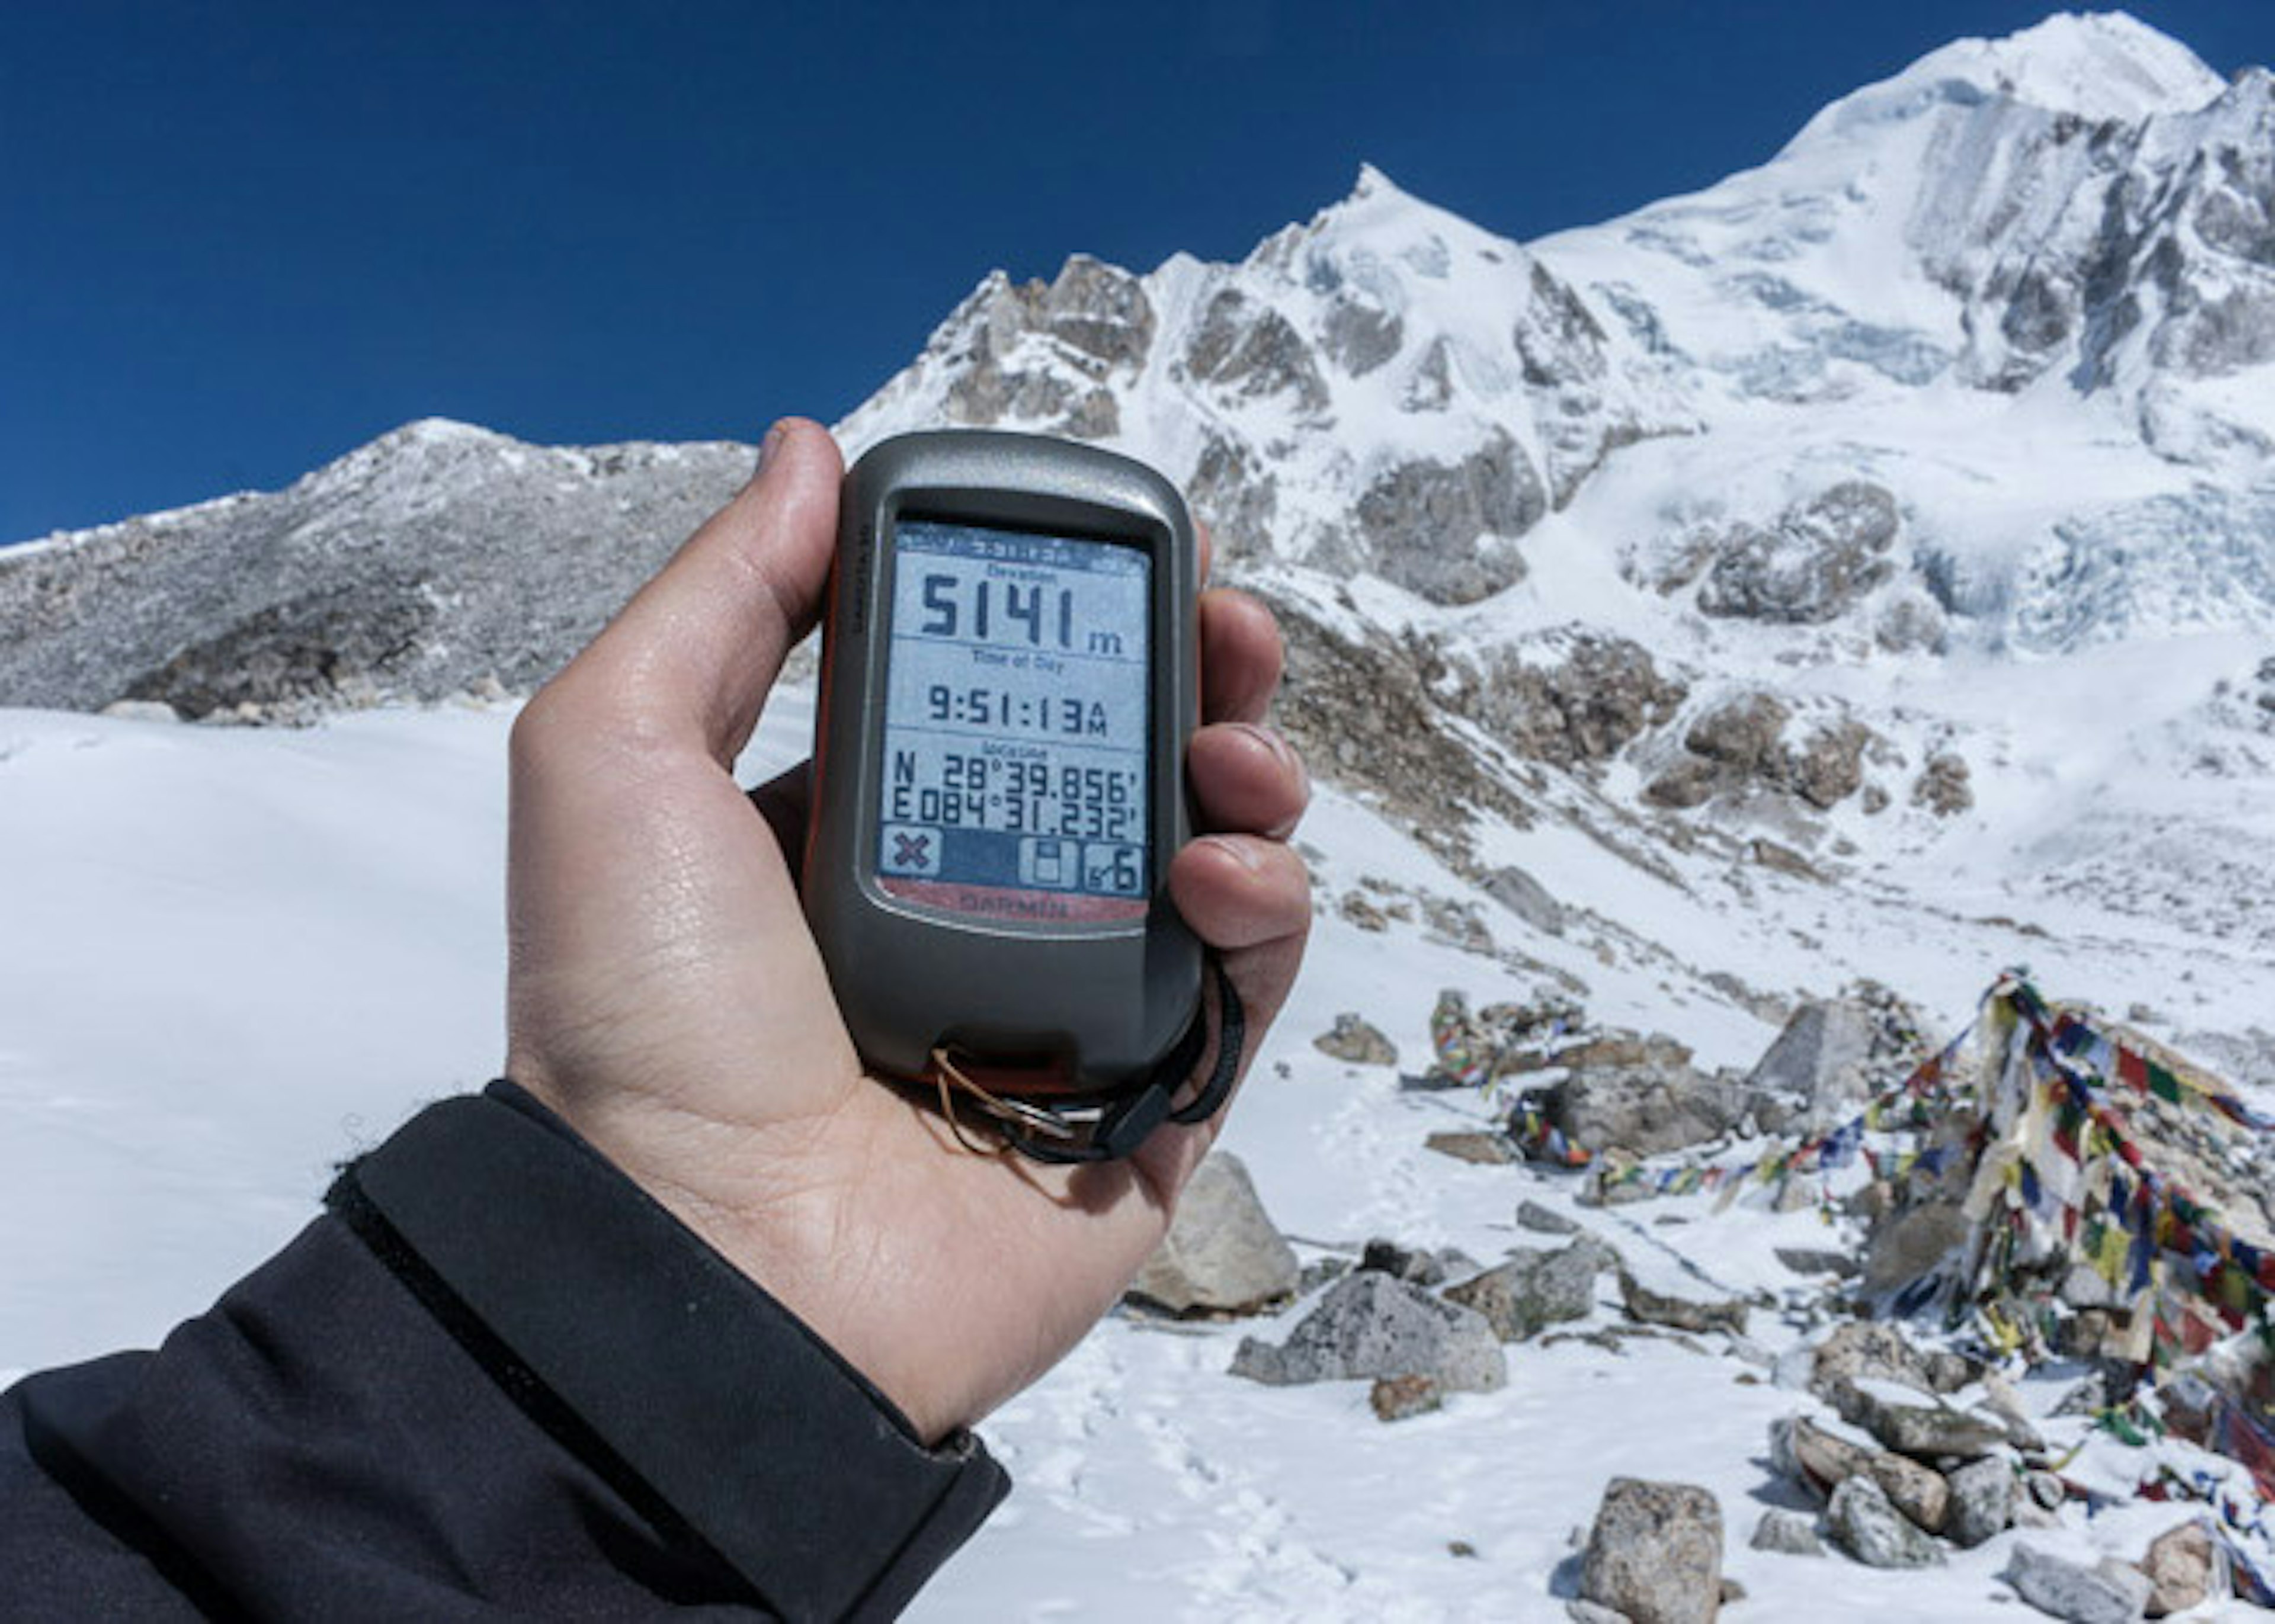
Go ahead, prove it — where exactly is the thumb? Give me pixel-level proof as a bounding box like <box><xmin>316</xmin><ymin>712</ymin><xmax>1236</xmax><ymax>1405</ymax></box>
<box><xmin>552</xmin><ymin>418</ymin><xmax>843</xmax><ymax>764</ymax></box>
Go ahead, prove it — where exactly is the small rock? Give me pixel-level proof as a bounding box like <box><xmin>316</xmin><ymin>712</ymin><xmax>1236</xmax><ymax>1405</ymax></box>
<box><xmin>1448</xmin><ymin>1539</ymin><xmax>1478</xmax><ymax>1559</ymax></box>
<box><xmin>1296</xmin><ymin>1256</ymin><xmax>1350</xmax><ymax>1295</ymax></box>
<box><xmin>1579</xmin><ymin>1478</ymin><xmax>1723</xmax><ymax>1624</ymax></box>
<box><xmin>2004</xmin><ymin>1543</ymin><xmax>2152</xmax><ymax>1624</ymax></box>
<box><xmin>1517</xmin><ymin>1199</ymin><xmax>1582</xmax><ymax>1236</ymax></box>
<box><xmin>1485</xmin><ymin>864</ymin><xmax>1566</xmax><ymax>936</ymax></box>
<box><xmin>1827</xmin><ymin>1475</ymin><xmax>1943</xmax><ymax>1568</ymax></box>
<box><xmin>2027</xmin><ymin>1472</ymin><xmax>2068</xmax><ymax>1511</ymax></box>
<box><xmin>1773</xmin><ymin>1246</ymin><xmax>1860</xmax><ymax>1279</ymax></box>
<box><xmin>1749</xmin><ymin>1508</ymin><xmax>1824</xmax><ymax>1556</ymax></box>
<box><xmin>1360</xmin><ymin>1237</ymin><xmax>1447</xmax><ymax>1286</ymax></box>
<box><xmin>1619</xmin><ymin>1272</ymin><xmax>1747</xmax><ymax>1337</ymax></box>
<box><xmin>1229</xmin><ymin>1271</ymin><xmax>1507</xmax><ymax>1392</ymax></box>
<box><xmin>1719</xmin><ymin>1578</ymin><xmax>1746</xmax><ymax>1604</ymax></box>
<box><xmin>1315</xmin><ymin>1013</ymin><xmax>1399</xmax><ymax>1067</ymax></box>
<box><xmin>98</xmin><ymin>698</ymin><xmax>182</xmax><ymax>723</ymax></box>
<box><xmin>1425</xmin><ymin>1129</ymin><xmax>1518</xmax><ymax>1166</ymax></box>
<box><xmin>1942</xmin><ymin>1455</ymin><xmax>2017</xmax><ymax>1548</ymax></box>
<box><xmin>1369</xmin><ymin>1373</ymin><xmax>1445</xmax><ymax>1422</ymax></box>
<box><xmin>1446</xmin><ymin>1241</ymin><xmax>1604</xmax><ymax>1341</ymax></box>
<box><xmin>1126</xmin><ymin>1151</ymin><xmax>1300</xmax><ymax>1315</ymax></box>
<box><xmin>2139</xmin><ymin>1518</ymin><xmax>2223</xmax><ymax>1617</ymax></box>
<box><xmin>1749</xmin><ymin>837</ymin><xmax>1820</xmax><ymax>880</ymax></box>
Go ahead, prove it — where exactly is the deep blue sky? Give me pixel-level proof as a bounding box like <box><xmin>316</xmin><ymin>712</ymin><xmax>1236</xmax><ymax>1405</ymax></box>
<box><xmin>4</xmin><ymin>2</ymin><xmax>2268</xmax><ymax>542</ymax></box>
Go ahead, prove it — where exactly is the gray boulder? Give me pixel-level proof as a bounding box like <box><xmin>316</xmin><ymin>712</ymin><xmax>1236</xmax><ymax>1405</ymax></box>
<box><xmin>1579</xmin><ymin>1478</ymin><xmax>1724</xmax><ymax>1624</ymax></box>
<box><xmin>1941</xmin><ymin>1455</ymin><xmax>2017</xmax><ymax>1548</ymax></box>
<box><xmin>1517</xmin><ymin>1199</ymin><xmax>1582</xmax><ymax>1236</ymax></box>
<box><xmin>1229</xmin><ymin>1271</ymin><xmax>1506</xmax><ymax>1392</ymax></box>
<box><xmin>1827</xmin><ymin>1475</ymin><xmax>1943</xmax><ymax>1569</ymax></box>
<box><xmin>1749</xmin><ymin>1509</ymin><xmax>1824</xmax><ymax>1557</ymax></box>
<box><xmin>1618</xmin><ymin>1272</ymin><xmax>1747</xmax><ymax>1337</ymax></box>
<box><xmin>1745</xmin><ymin>1002</ymin><xmax>1879</xmax><ymax>1134</ymax></box>
<box><xmin>1126</xmin><ymin>1152</ymin><xmax>1299</xmax><ymax>1315</ymax></box>
<box><xmin>1444</xmin><ymin>1241</ymin><xmax>1606</xmax><ymax>1341</ymax></box>
<box><xmin>2004</xmin><ymin>1543</ymin><xmax>2153</xmax><ymax>1624</ymax></box>
<box><xmin>1547</xmin><ymin>1031</ymin><xmax>1752</xmax><ymax>1157</ymax></box>
<box><xmin>1354</xmin><ymin>429</ymin><xmax>1544</xmax><ymax>605</ymax></box>
<box><xmin>1808</xmin><ymin>1322</ymin><xmax>1977</xmax><ymax>1400</ymax></box>
<box><xmin>1829</xmin><ymin>1382</ymin><xmax>2007</xmax><ymax>1463</ymax></box>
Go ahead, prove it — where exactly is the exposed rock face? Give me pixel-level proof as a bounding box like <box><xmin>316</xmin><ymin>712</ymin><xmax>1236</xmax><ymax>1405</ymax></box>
<box><xmin>1127</xmin><ymin>1151</ymin><xmax>1300</xmax><ymax>1316</ymax></box>
<box><xmin>0</xmin><ymin>422</ymin><xmax>752</xmax><ymax>714</ymax></box>
<box><xmin>1185</xmin><ymin>288</ymin><xmax>1330</xmax><ymax>416</ymax></box>
<box><xmin>1475</xmin><ymin>633</ymin><xmax>1688</xmax><ymax>772</ymax></box>
<box><xmin>1912</xmin><ymin>752</ymin><xmax>1975</xmax><ymax>815</ymax></box>
<box><xmin>1228</xmin><ymin>1271</ymin><xmax>1507</xmax><ymax>1392</ymax></box>
<box><xmin>1187</xmin><ymin>432</ymin><xmax>1280</xmax><ymax>563</ymax></box>
<box><xmin>1579</xmin><ymin>1478</ymin><xmax>1725</xmax><ymax>1624</ymax></box>
<box><xmin>938</xmin><ymin>257</ymin><xmax>1152</xmax><ymax>439</ymax></box>
<box><xmin>2004</xmin><ymin>1543</ymin><xmax>2154</xmax><ymax>1624</ymax></box>
<box><xmin>1547</xmin><ymin>1032</ymin><xmax>1753</xmax><ymax>1156</ymax></box>
<box><xmin>1646</xmin><ymin>692</ymin><xmax>1882</xmax><ymax>813</ymax></box>
<box><xmin>1353</xmin><ymin>429</ymin><xmax>1543</xmax><ymax>604</ymax></box>
<box><xmin>1443</xmin><ymin>1241</ymin><xmax>1607</xmax><ymax>1340</ymax></box>
<box><xmin>1268</xmin><ymin>611</ymin><xmax>1534</xmax><ymax>839</ymax></box>
<box><xmin>1692</xmin><ymin>483</ymin><xmax>1902</xmax><ymax>624</ymax></box>
<box><xmin>124</xmin><ymin>575</ymin><xmax>435</xmax><ymax>719</ymax></box>
<box><xmin>1828</xmin><ymin>1475</ymin><xmax>1943</xmax><ymax>1568</ymax></box>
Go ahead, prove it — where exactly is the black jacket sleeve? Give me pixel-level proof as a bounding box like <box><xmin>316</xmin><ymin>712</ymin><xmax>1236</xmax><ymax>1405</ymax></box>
<box><xmin>0</xmin><ymin>1082</ymin><xmax>1010</xmax><ymax>1620</ymax></box>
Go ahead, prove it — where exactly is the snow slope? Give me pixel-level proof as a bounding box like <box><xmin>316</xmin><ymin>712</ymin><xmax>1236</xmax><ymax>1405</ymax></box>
<box><xmin>2</xmin><ymin>687</ymin><xmax>2265</xmax><ymax>1620</ymax></box>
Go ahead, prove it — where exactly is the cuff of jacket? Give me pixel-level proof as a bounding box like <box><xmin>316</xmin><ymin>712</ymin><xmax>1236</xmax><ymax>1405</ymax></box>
<box><xmin>326</xmin><ymin>1082</ymin><xmax>1009</xmax><ymax>1622</ymax></box>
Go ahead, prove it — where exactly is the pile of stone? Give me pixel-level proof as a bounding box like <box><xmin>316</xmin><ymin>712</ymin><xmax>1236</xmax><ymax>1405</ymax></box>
<box><xmin>1755</xmin><ymin>1323</ymin><xmax>2231</xmax><ymax>1617</ymax></box>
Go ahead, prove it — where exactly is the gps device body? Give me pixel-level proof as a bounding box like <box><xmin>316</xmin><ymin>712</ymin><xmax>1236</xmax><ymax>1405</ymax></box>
<box><xmin>803</xmin><ymin>431</ymin><xmax>1202</xmax><ymax>1102</ymax></box>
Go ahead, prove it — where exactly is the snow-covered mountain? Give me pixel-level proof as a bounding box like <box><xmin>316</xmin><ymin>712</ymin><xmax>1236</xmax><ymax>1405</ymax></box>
<box><xmin>10</xmin><ymin>9</ymin><xmax>2275</xmax><ymax>1029</ymax></box>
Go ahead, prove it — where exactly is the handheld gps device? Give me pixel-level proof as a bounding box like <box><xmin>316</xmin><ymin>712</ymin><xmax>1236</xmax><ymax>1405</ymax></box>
<box><xmin>803</xmin><ymin>431</ymin><xmax>1233</xmax><ymax>1161</ymax></box>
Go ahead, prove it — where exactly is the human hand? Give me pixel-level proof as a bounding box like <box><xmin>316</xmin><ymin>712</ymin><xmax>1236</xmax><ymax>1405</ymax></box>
<box><xmin>504</xmin><ymin>420</ymin><xmax>1309</xmax><ymax>1443</ymax></box>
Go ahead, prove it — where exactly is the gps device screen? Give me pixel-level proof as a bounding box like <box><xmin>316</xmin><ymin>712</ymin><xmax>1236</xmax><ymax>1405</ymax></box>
<box><xmin>877</xmin><ymin>519</ymin><xmax>1150</xmax><ymax>922</ymax></box>
<box><xmin>805</xmin><ymin>429</ymin><xmax>1202</xmax><ymax>1107</ymax></box>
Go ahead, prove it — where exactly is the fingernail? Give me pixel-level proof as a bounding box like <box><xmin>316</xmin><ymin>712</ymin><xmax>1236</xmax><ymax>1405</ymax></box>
<box><xmin>755</xmin><ymin>420</ymin><xmax>789</xmax><ymax>476</ymax></box>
